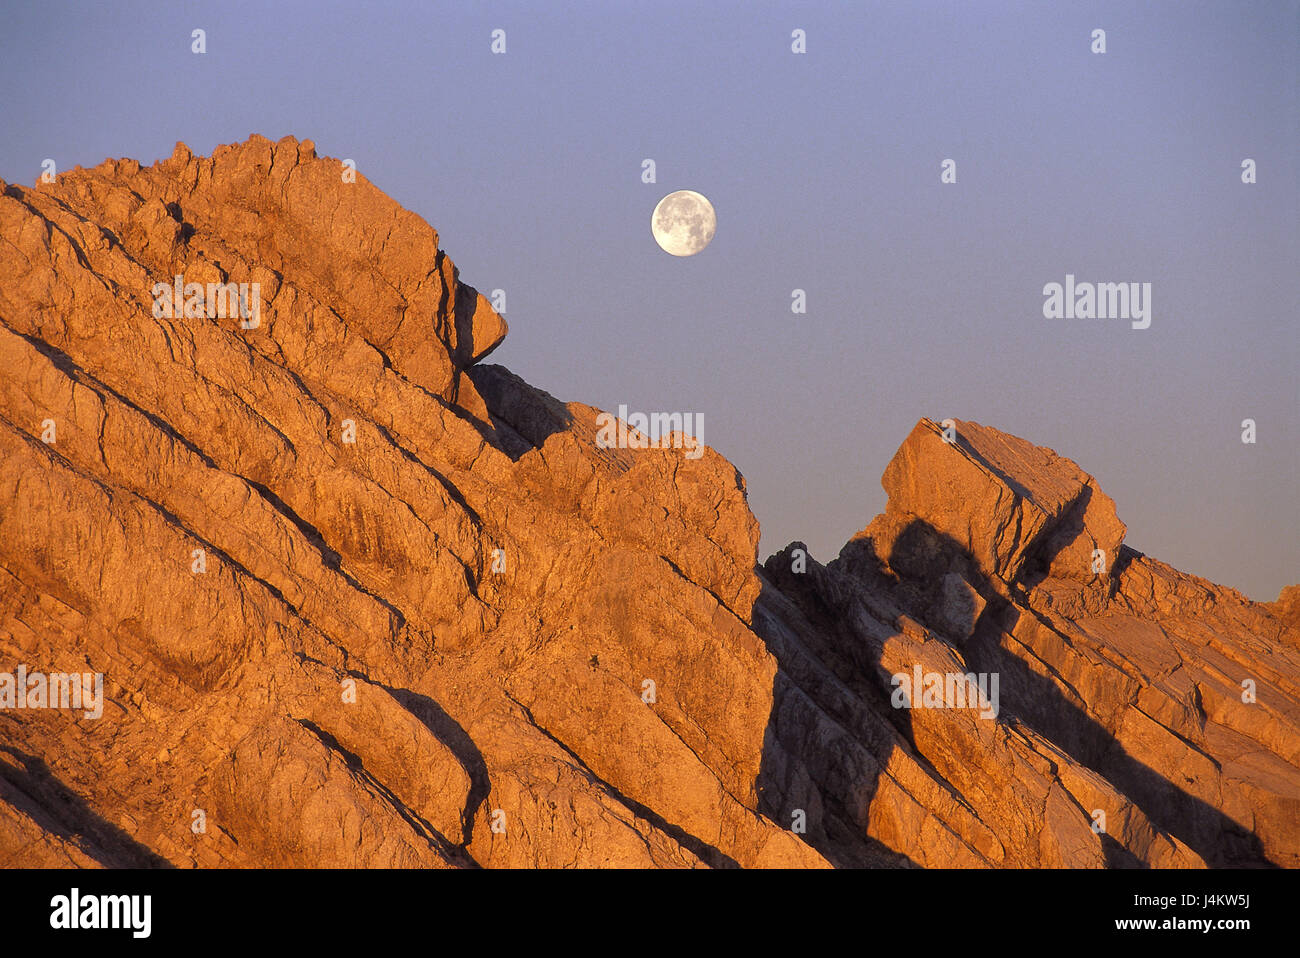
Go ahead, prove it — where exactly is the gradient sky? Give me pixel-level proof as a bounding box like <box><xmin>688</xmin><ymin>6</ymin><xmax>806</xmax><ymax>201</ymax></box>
<box><xmin>3</xmin><ymin>0</ymin><xmax>1296</xmax><ymax>599</ymax></box>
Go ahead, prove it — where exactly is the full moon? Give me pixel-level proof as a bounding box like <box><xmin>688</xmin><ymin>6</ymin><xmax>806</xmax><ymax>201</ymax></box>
<box><xmin>651</xmin><ymin>190</ymin><xmax>716</xmax><ymax>256</ymax></box>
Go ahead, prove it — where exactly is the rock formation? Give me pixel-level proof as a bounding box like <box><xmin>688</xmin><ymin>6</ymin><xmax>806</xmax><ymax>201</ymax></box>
<box><xmin>0</xmin><ymin>136</ymin><xmax>1295</xmax><ymax>868</ymax></box>
<box><xmin>761</xmin><ymin>419</ymin><xmax>1299</xmax><ymax>867</ymax></box>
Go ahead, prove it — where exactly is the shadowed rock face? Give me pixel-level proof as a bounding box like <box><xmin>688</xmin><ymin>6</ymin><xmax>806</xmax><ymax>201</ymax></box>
<box><xmin>0</xmin><ymin>137</ymin><xmax>1294</xmax><ymax>868</ymax></box>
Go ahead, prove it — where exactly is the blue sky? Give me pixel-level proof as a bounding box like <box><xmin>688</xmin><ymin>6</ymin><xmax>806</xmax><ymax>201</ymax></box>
<box><xmin>2</xmin><ymin>0</ymin><xmax>1296</xmax><ymax>598</ymax></box>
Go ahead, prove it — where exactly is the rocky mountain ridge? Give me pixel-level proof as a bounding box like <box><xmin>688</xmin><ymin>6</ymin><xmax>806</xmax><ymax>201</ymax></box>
<box><xmin>1</xmin><ymin>136</ymin><xmax>1295</xmax><ymax>868</ymax></box>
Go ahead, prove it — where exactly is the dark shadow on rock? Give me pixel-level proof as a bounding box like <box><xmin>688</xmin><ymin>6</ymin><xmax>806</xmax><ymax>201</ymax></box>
<box><xmin>450</xmin><ymin>280</ymin><xmax>504</xmax><ymax>368</ymax></box>
<box><xmin>753</xmin><ymin>543</ymin><xmax>918</xmax><ymax>868</ymax></box>
<box><xmin>0</xmin><ymin>745</ymin><xmax>173</xmax><ymax>868</ymax></box>
<box><xmin>1016</xmin><ymin>484</ymin><xmax>1100</xmax><ymax>592</ymax></box>
<box><xmin>342</xmin><ymin>670</ymin><xmax>490</xmax><ymax>858</ymax></box>
<box><xmin>1100</xmin><ymin>832</ymin><xmax>1146</xmax><ymax>868</ymax></box>
<box><xmin>467</xmin><ymin>363</ymin><xmax>576</xmax><ymax>462</ymax></box>
<box><xmin>295</xmin><ymin>718</ymin><xmax>475</xmax><ymax>867</ymax></box>
<box><xmin>164</xmin><ymin>201</ymin><xmax>195</xmax><ymax>243</ymax></box>
<box><xmin>380</xmin><ymin>685</ymin><xmax>492</xmax><ymax>855</ymax></box>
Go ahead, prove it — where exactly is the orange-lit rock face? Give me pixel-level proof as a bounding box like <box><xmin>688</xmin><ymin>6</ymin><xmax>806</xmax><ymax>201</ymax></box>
<box><xmin>0</xmin><ymin>138</ymin><xmax>1295</xmax><ymax>868</ymax></box>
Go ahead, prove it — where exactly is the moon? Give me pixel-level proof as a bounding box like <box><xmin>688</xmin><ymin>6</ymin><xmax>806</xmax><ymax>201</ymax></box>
<box><xmin>651</xmin><ymin>190</ymin><xmax>716</xmax><ymax>256</ymax></box>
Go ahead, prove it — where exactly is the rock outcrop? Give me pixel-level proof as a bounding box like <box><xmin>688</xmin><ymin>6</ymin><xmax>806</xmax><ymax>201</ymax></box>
<box><xmin>760</xmin><ymin>418</ymin><xmax>1300</xmax><ymax>867</ymax></box>
<box><xmin>1</xmin><ymin>137</ymin><xmax>1295</xmax><ymax>868</ymax></box>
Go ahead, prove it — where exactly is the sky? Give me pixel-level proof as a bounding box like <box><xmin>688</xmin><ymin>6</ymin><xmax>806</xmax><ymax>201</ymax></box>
<box><xmin>2</xmin><ymin>0</ymin><xmax>1296</xmax><ymax>600</ymax></box>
